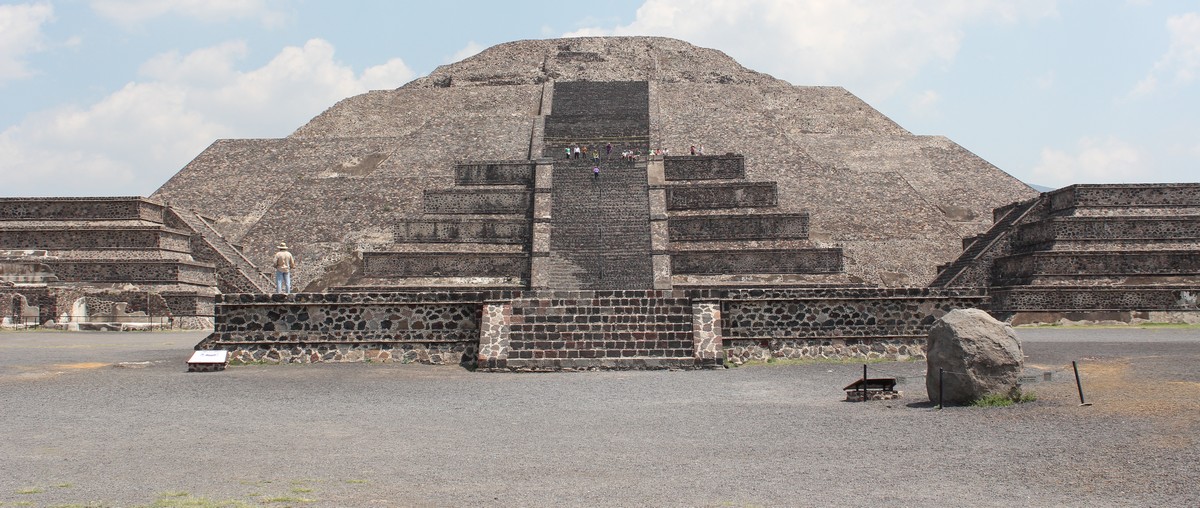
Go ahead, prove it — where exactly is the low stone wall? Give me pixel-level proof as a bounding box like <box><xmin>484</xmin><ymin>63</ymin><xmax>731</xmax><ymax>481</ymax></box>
<box><xmin>993</xmin><ymin>251</ymin><xmax>1200</xmax><ymax>283</ymax></box>
<box><xmin>0</xmin><ymin>197</ymin><xmax>164</xmax><ymax>222</ymax></box>
<box><xmin>1012</xmin><ymin>217</ymin><xmax>1200</xmax><ymax>249</ymax></box>
<box><xmin>0</xmin><ymin>227</ymin><xmax>192</xmax><ymax>251</ymax></box>
<box><xmin>663</xmin><ymin>155</ymin><xmax>745</xmax><ymax>180</ymax></box>
<box><xmin>46</xmin><ymin>259</ymin><xmax>217</xmax><ymax>285</ymax></box>
<box><xmin>668</xmin><ymin>213</ymin><xmax>810</xmax><ymax>242</ymax></box>
<box><xmin>988</xmin><ymin>286</ymin><xmax>1200</xmax><ymax>312</ymax></box>
<box><xmin>1050</xmin><ymin>184</ymin><xmax>1200</xmax><ymax>212</ymax></box>
<box><xmin>394</xmin><ymin>219</ymin><xmax>530</xmax><ymax>244</ymax></box>
<box><xmin>671</xmin><ymin>248</ymin><xmax>842</xmax><ymax>275</ymax></box>
<box><xmin>455</xmin><ymin>161</ymin><xmax>535</xmax><ymax>186</ymax></box>
<box><xmin>666</xmin><ymin>182</ymin><xmax>778</xmax><ymax>210</ymax></box>
<box><xmin>199</xmin><ymin>292</ymin><xmax>488</xmax><ymax>366</ymax></box>
<box><xmin>362</xmin><ymin>252</ymin><xmax>530</xmax><ymax>279</ymax></box>
<box><xmin>200</xmin><ymin>287</ymin><xmax>987</xmax><ymax>369</ymax></box>
<box><xmin>713</xmin><ymin>287</ymin><xmax>986</xmax><ymax>363</ymax></box>
<box><xmin>423</xmin><ymin>189</ymin><xmax>531</xmax><ymax>215</ymax></box>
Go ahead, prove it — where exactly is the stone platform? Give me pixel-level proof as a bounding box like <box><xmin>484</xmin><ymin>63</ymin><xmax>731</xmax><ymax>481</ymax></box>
<box><xmin>198</xmin><ymin>287</ymin><xmax>986</xmax><ymax>370</ymax></box>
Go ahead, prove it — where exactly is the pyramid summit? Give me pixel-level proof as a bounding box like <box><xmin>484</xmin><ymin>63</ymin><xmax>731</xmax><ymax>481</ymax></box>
<box><xmin>152</xmin><ymin>36</ymin><xmax>1037</xmax><ymax>291</ymax></box>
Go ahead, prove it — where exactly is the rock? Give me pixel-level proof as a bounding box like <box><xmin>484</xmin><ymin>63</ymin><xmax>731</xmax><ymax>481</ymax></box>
<box><xmin>925</xmin><ymin>308</ymin><xmax>1023</xmax><ymax>404</ymax></box>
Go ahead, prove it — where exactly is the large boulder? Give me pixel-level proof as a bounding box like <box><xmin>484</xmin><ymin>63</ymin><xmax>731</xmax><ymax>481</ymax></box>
<box><xmin>925</xmin><ymin>308</ymin><xmax>1024</xmax><ymax>404</ymax></box>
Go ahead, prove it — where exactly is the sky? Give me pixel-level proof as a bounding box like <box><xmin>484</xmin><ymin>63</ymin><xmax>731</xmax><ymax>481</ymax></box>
<box><xmin>1</xmin><ymin>0</ymin><xmax>1197</xmax><ymax>197</ymax></box>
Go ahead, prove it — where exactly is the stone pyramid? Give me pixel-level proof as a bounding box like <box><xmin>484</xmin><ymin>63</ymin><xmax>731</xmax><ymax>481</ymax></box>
<box><xmin>152</xmin><ymin>36</ymin><xmax>1037</xmax><ymax>291</ymax></box>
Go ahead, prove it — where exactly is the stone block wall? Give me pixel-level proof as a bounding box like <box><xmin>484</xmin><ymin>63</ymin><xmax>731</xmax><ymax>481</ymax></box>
<box><xmin>45</xmin><ymin>259</ymin><xmax>217</xmax><ymax>285</ymax></box>
<box><xmin>496</xmin><ymin>290</ymin><xmax>697</xmax><ymax>371</ymax></box>
<box><xmin>1050</xmin><ymin>183</ymin><xmax>1200</xmax><ymax>213</ymax></box>
<box><xmin>663</xmin><ymin>155</ymin><xmax>745</xmax><ymax>180</ymax></box>
<box><xmin>667</xmin><ymin>213</ymin><xmax>809</xmax><ymax>242</ymax></box>
<box><xmin>199</xmin><ymin>291</ymin><xmax>488</xmax><ymax>365</ymax></box>
<box><xmin>666</xmin><ymin>182</ymin><xmax>778</xmax><ymax>210</ymax></box>
<box><xmin>989</xmin><ymin>287</ymin><xmax>1199</xmax><ymax>313</ymax></box>
<box><xmin>455</xmin><ymin>161</ymin><xmax>535</xmax><ymax>186</ymax></box>
<box><xmin>0</xmin><ymin>197</ymin><xmax>164</xmax><ymax>222</ymax></box>
<box><xmin>423</xmin><ymin>189</ymin><xmax>532</xmax><ymax>215</ymax></box>
<box><xmin>713</xmin><ymin>287</ymin><xmax>986</xmax><ymax>363</ymax></box>
<box><xmin>993</xmin><ymin>251</ymin><xmax>1200</xmax><ymax>285</ymax></box>
<box><xmin>394</xmin><ymin>219</ymin><xmax>530</xmax><ymax>244</ymax></box>
<box><xmin>362</xmin><ymin>252</ymin><xmax>530</xmax><ymax>279</ymax></box>
<box><xmin>671</xmin><ymin>249</ymin><xmax>843</xmax><ymax>275</ymax></box>
<box><xmin>0</xmin><ymin>227</ymin><xmax>192</xmax><ymax>251</ymax></box>
<box><xmin>200</xmin><ymin>287</ymin><xmax>988</xmax><ymax>369</ymax></box>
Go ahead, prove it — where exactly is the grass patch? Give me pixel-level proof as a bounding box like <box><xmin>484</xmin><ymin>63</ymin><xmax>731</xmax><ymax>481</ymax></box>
<box><xmin>55</xmin><ymin>483</ymin><xmax>74</xmax><ymax>489</ymax></box>
<box><xmin>226</xmin><ymin>359</ymin><xmax>268</xmax><ymax>366</ymax></box>
<box><xmin>143</xmin><ymin>494</ymin><xmax>253</xmax><ymax>508</ymax></box>
<box><xmin>260</xmin><ymin>496</ymin><xmax>315</xmax><ymax>504</ymax></box>
<box><xmin>15</xmin><ymin>487</ymin><xmax>44</xmax><ymax>495</ymax></box>
<box><xmin>972</xmin><ymin>390</ymin><xmax>1038</xmax><ymax>407</ymax></box>
<box><xmin>345</xmin><ymin>479</ymin><xmax>369</xmax><ymax>485</ymax></box>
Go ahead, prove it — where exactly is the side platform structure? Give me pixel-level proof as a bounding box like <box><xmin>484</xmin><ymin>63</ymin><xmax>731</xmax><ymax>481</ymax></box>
<box><xmin>931</xmin><ymin>184</ymin><xmax>1200</xmax><ymax>324</ymax></box>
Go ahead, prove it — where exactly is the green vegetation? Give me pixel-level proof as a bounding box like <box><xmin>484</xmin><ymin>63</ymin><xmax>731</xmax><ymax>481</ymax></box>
<box><xmin>15</xmin><ymin>487</ymin><xmax>44</xmax><ymax>495</ymax></box>
<box><xmin>972</xmin><ymin>390</ymin><xmax>1038</xmax><ymax>407</ymax></box>
<box><xmin>344</xmin><ymin>479</ymin><xmax>369</xmax><ymax>485</ymax></box>
<box><xmin>140</xmin><ymin>493</ymin><xmax>253</xmax><ymax>508</ymax></box>
<box><xmin>260</xmin><ymin>496</ymin><xmax>315</xmax><ymax>504</ymax></box>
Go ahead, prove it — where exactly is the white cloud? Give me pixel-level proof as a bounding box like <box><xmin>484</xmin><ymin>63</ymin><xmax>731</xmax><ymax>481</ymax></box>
<box><xmin>909</xmin><ymin>90</ymin><xmax>941</xmax><ymax>116</ymax></box>
<box><xmin>448</xmin><ymin>41</ymin><xmax>485</xmax><ymax>64</ymax></box>
<box><xmin>0</xmin><ymin>38</ymin><xmax>415</xmax><ymax>197</ymax></box>
<box><xmin>1030</xmin><ymin>137</ymin><xmax>1145</xmax><ymax>187</ymax></box>
<box><xmin>565</xmin><ymin>0</ymin><xmax>1057</xmax><ymax>99</ymax></box>
<box><xmin>90</xmin><ymin>0</ymin><xmax>289</xmax><ymax>28</ymax></box>
<box><xmin>1131</xmin><ymin>12</ymin><xmax>1200</xmax><ymax>96</ymax></box>
<box><xmin>0</xmin><ymin>2</ymin><xmax>55</xmax><ymax>83</ymax></box>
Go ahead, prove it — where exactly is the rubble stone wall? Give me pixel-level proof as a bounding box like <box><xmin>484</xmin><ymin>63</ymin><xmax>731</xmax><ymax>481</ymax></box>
<box><xmin>666</xmin><ymin>182</ymin><xmax>778</xmax><ymax>210</ymax></box>
<box><xmin>663</xmin><ymin>155</ymin><xmax>745</xmax><ymax>180</ymax></box>
<box><xmin>0</xmin><ymin>197</ymin><xmax>163</xmax><ymax>221</ymax></box>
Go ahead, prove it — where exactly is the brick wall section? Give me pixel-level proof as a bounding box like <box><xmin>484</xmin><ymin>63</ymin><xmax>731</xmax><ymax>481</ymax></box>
<box><xmin>502</xmin><ymin>290</ymin><xmax>696</xmax><ymax>370</ymax></box>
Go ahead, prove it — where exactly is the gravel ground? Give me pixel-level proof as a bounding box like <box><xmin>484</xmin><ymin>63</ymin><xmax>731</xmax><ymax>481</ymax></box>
<box><xmin>1</xmin><ymin>327</ymin><xmax>1198</xmax><ymax>507</ymax></box>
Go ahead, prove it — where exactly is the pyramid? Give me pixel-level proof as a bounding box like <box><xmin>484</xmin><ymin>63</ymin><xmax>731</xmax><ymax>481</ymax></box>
<box><xmin>152</xmin><ymin>36</ymin><xmax>1037</xmax><ymax>292</ymax></box>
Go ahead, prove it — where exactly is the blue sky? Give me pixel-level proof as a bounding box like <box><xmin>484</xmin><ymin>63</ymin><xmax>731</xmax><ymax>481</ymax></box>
<box><xmin>1</xmin><ymin>0</ymin><xmax>1197</xmax><ymax>197</ymax></box>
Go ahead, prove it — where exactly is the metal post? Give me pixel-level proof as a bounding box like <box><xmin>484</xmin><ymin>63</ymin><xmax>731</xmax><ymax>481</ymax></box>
<box><xmin>938</xmin><ymin>367</ymin><xmax>944</xmax><ymax>410</ymax></box>
<box><xmin>861</xmin><ymin>364</ymin><xmax>867</xmax><ymax>402</ymax></box>
<box><xmin>1073</xmin><ymin>360</ymin><xmax>1091</xmax><ymax>406</ymax></box>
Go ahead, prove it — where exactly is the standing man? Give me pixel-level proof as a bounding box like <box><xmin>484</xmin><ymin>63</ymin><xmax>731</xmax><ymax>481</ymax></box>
<box><xmin>273</xmin><ymin>242</ymin><xmax>297</xmax><ymax>293</ymax></box>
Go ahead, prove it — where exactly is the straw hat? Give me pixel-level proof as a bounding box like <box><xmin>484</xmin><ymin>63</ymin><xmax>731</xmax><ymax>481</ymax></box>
<box><xmin>277</xmin><ymin>242</ymin><xmax>288</xmax><ymax>250</ymax></box>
